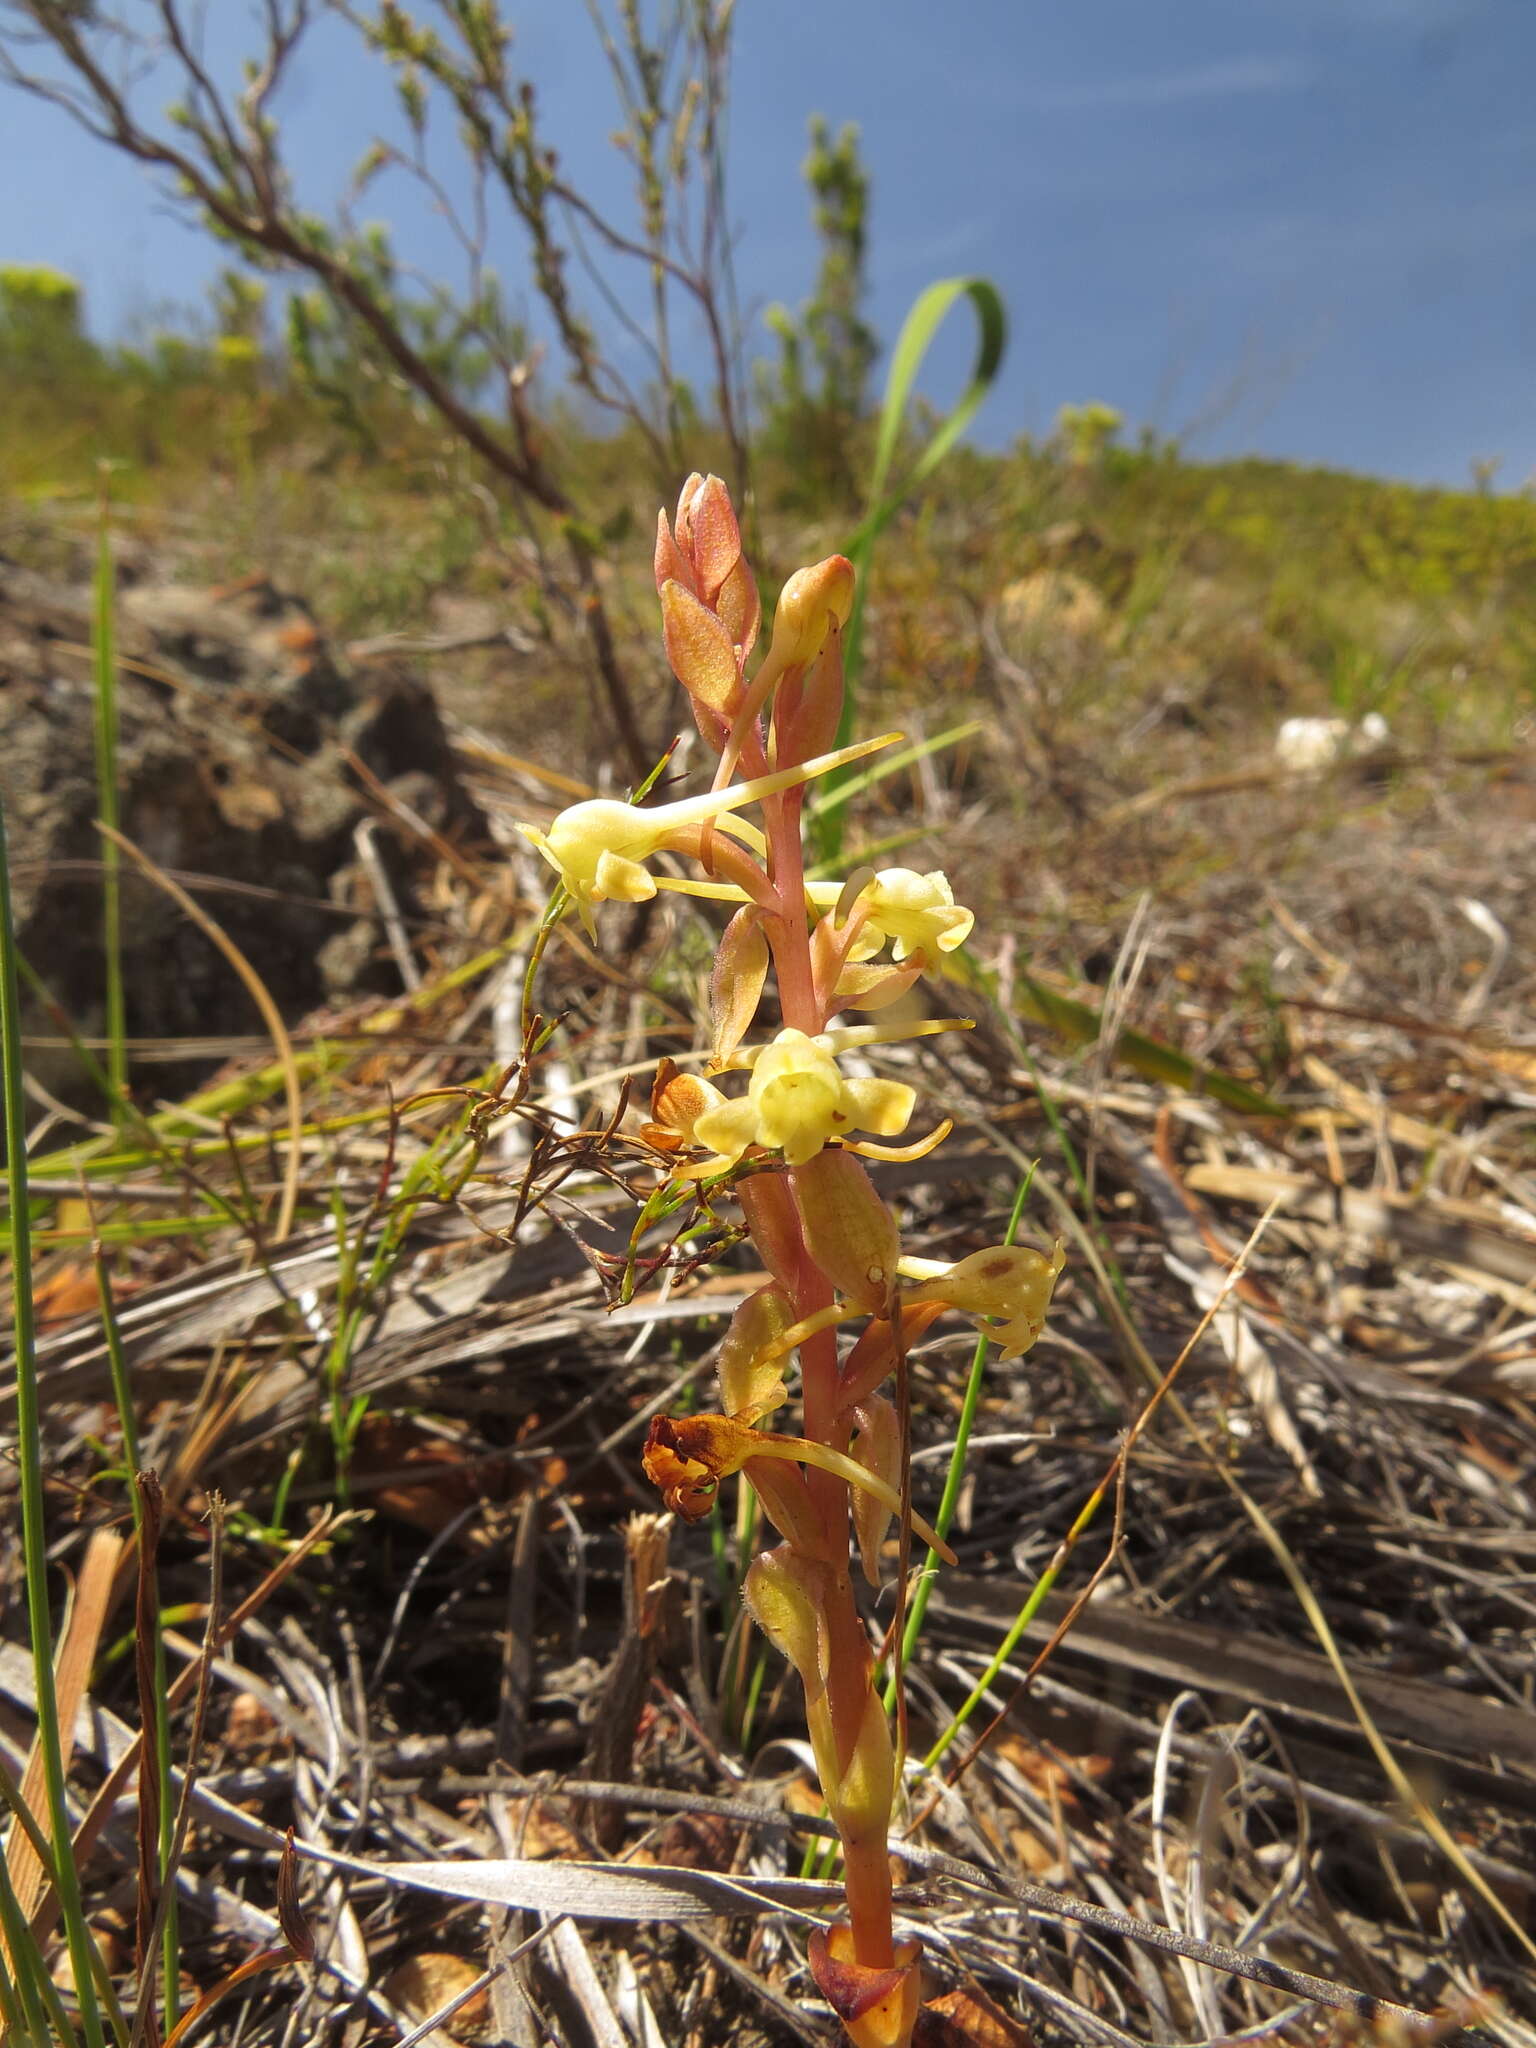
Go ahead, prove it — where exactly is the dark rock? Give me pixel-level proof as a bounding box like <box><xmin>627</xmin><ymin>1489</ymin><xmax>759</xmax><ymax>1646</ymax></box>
<box><xmin>0</xmin><ymin>561</ymin><xmax>485</xmax><ymax>1117</ymax></box>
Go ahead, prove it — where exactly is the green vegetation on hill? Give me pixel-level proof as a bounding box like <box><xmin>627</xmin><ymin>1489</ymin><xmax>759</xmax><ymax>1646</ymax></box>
<box><xmin>3</xmin><ymin>259</ymin><xmax>1533</xmax><ymax>777</ymax></box>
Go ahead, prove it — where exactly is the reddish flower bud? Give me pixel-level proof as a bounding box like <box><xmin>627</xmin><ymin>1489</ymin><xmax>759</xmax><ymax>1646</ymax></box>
<box><xmin>659</xmin><ymin>578</ymin><xmax>743</xmax><ymax>714</ymax></box>
<box><xmin>654</xmin><ymin>506</ymin><xmax>694</xmax><ymax>598</ymax></box>
<box><xmin>772</xmin><ymin>623</ymin><xmax>845</xmax><ymax>766</ymax></box>
<box><xmin>675</xmin><ymin>472</ymin><xmax>742</xmax><ymax>605</ymax></box>
<box><xmin>716</xmin><ymin>554</ymin><xmax>761</xmax><ymax>664</ymax></box>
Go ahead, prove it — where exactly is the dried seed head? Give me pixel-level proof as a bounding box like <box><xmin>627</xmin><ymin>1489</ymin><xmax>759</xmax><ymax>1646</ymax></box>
<box><xmin>642</xmin><ymin>1058</ymin><xmax>728</xmax><ymax>1155</ymax></box>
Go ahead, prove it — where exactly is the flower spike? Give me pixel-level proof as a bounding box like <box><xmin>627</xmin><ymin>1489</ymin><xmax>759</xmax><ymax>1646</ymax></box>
<box><xmin>563</xmin><ymin>474</ymin><xmax>1063</xmax><ymax>2044</ymax></box>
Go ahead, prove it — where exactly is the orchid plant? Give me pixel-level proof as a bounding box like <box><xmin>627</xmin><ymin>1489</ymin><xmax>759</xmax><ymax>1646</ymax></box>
<box><xmin>521</xmin><ymin>476</ymin><xmax>1061</xmax><ymax>2048</ymax></box>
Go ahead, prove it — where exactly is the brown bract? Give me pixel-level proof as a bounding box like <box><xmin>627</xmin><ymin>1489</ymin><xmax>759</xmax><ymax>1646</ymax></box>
<box><xmin>809</xmin><ymin>1927</ymin><xmax>923</xmax><ymax>2048</ymax></box>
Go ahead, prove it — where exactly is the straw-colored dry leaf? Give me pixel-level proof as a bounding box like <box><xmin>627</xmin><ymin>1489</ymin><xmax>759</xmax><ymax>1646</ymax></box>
<box><xmin>992</xmin><ymin>1731</ymin><xmax>1113</xmax><ymax>1809</ymax></box>
<box><xmin>916</xmin><ymin>1986</ymin><xmax>1033</xmax><ymax>2046</ymax></box>
<box><xmin>502</xmin><ymin>1799</ymin><xmax>584</xmax><ymax>1861</ymax></box>
<box><xmin>383</xmin><ymin>1953</ymin><xmax>491</xmax><ymax>2045</ymax></box>
<box><xmin>297</xmin><ymin>1842</ymin><xmax>842</xmax><ymax>1922</ymax></box>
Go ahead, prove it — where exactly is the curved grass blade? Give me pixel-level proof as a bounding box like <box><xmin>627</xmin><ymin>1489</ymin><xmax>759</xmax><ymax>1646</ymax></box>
<box><xmin>816</xmin><ymin>276</ymin><xmax>1008</xmax><ymax>857</ymax></box>
<box><xmin>0</xmin><ymin>796</ymin><xmax>112</xmax><ymax>2048</ymax></box>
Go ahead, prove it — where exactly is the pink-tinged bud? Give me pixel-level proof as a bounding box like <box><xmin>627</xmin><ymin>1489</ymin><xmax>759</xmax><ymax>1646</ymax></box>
<box><xmin>677</xmin><ymin>472</ymin><xmax>743</xmax><ymax>605</ymax></box>
<box><xmin>659</xmin><ymin>578</ymin><xmax>743</xmax><ymax>713</ymax></box>
<box><xmin>768</xmin><ymin>555</ymin><xmax>856</xmax><ymax>669</ymax></box>
<box><xmin>715</xmin><ymin>554</ymin><xmax>761</xmax><ymax>664</ymax></box>
<box><xmin>742</xmin><ymin>1544</ymin><xmax>834</xmax><ymax>1701</ymax></box>
<box><xmin>790</xmin><ymin>1149</ymin><xmax>901</xmax><ymax>1314</ymax></box>
<box><xmin>672</xmin><ymin>470</ymin><xmax>708</xmax><ymax>541</ymax></box>
<box><xmin>717</xmin><ymin>1284</ymin><xmax>795</xmax><ymax>1422</ymax></box>
<box><xmin>654</xmin><ymin>508</ymin><xmax>694</xmax><ymax>598</ymax></box>
<box><xmin>808</xmin><ymin>1926</ymin><xmax>923</xmax><ymax>2048</ymax></box>
<box><xmin>848</xmin><ymin>1397</ymin><xmax>900</xmax><ymax>1587</ymax></box>
<box><xmin>711</xmin><ymin>906</ymin><xmax>769</xmax><ymax>1068</ymax></box>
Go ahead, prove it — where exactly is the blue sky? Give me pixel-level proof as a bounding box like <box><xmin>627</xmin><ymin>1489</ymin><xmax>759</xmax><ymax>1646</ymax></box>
<box><xmin>3</xmin><ymin>0</ymin><xmax>1533</xmax><ymax>486</ymax></box>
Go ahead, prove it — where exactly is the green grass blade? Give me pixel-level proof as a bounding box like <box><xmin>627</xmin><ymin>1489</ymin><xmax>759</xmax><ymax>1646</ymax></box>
<box><xmin>0</xmin><ymin>1824</ymin><xmax>78</xmax><ymax>2048</ymax></box>
<box><xmin>14</xmin><ymin>949</ymin><xmax>120</xmax><ymax>1117</ymax></box>
<box><xmin>0</xmin><ymin>794</ymin><xmax>110</xmax><ymax>2048</ymax></box>
<box><xmin>885</xmin><ymin>1166</ymin><xmax>1037</xmax><ymax>1710</ymax></box>
<box><xmin>919</xmin><ymin>1499</ymin><xmax>1091</xmax><ymax>1774</ymax></box>
<box><xmin>815</xmin><ymin>276</ymin><xmax>1008</xmax><ymax>860</ymax></box>
<box><xmin>851</xmin><ymin>277</ymin><xmax>1010</xmax><ymax>558</ymax></box>
<box><xmin>0</xmin><ymin>1753</ymin><xmax>133</xmax><ymax>2048</ymax></box>
<box><xmin>946</xmin><ymin>947</ymin><xmax>1288</xmax><ymax>1119</ymax></box>
<box><xmin>91</xmin><ymin>478</ymin><xmax>126</xmax><ymax>1115</ymax></box>
<box><xmin>805</xmin><ymin>720</ymin><xmax>982</xmax><ymax>819</ymax></box>
<box><xmin>1008</xmin><ymin>964</ymin><xmax>1287</xmax><ymax>1117</ymax></box>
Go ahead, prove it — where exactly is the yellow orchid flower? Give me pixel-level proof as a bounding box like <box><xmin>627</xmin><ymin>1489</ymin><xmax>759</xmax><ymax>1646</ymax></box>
<box><xmin>897</xmin><ymin>1240</ymin><xmax>1066</xmax><ymax>1360</ymax></box>
<box><xmin>808</xmin><ymin>867</ymin><xmax>974</xmax><ymax>962</ymax></box>
<box><xmin>690</xmin><ymin>1026</ymin><xmax>916</xmax><ymax>1170</ymax></box>
<box><xmin>517</xmin><ymin>732</ymin><xmax>898</xmax><ymax>935</ymax></box>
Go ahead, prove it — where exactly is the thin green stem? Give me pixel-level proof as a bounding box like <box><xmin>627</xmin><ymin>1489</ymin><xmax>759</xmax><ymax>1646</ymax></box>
<box><xmin>0</xmin><ymin>794</ymin><xmax>110</xmax><ymax>2048</ymax></box>
<box><xmin>886</xmin><ymin>1165</ymin><xmax>1036</xmax><ymax>1705</ymax></box>
<box><xmin>92</xmin><ymin>475</ymin><xmax>126</xmax><ymax>1114</ymax></box>
<box><xmin>921</xmin><ymin>1472</ymin><xmax>1111</xmax><ymax>1773</ymax></box>
<box><xmin>0</xmin><ymin>1827</ymin><xmax>78</xmax><ymax>2048</ymax></box>
<box><xmin>3</xmin><ymin>1740</ymin><xmax>141</xmax><ymax>2048</ymax></box>
<box><xmin>14</xmin><ymin>948</ymin><xmax>119</xmax><ymax>1118</ymax></box>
